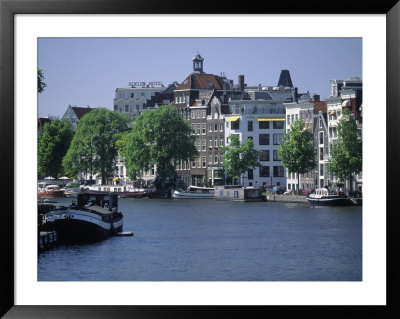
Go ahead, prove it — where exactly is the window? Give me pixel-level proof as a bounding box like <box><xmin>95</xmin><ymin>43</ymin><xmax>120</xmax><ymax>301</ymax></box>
<box><xmin>202</xmin><ymin>123</ymin><xmax>206</xmax><ymax>134</ymax></box>
<box><xmin>114</xmin><ymin>105</ymin><xmax>118</xmax><ymax>111</ymax></box>
<box><xmin>273</xmin><ymin>133</ymin><xmax>283</xmax><ymax>145</ymax></box>
<box><xmin>319</xmin><ymin>132</ymin><xmax>324</xmax><ymax>144</ymax></box>
<box><xmin>259</xmin><ymin>134</ymin><xmax>270</xmax><ymax>145</ymax></box>
<box><xmin>214</xmin><ymin>123</ymin><xmax>218</xmax><ymax>131</ymax></box>
<box><xmin>196</xmin><ymin>140</ymin><xmax>201</xmax><ymax>151</ymax></box>
<box><xmin>202</xmin><ymin>139</ymin><xmax>206</xmax><ymax>151</ymax></box>
<box><xmin>208</xmin><ymin>154</ymin><xmax>212</xmax><ymax>164</ymax></box>
<box><xmin>131</xmin><ymin>93</ymin><xmax>134</xmax><ymax>98</ymax></box>
<box><xmin>260</xmin><ymin>166</ymin><xmax>270</xmax><ymax>177</ymax></box>
<box><xmin>125</xmin><ymin>105</ymin><xmax>129</xmax><ymax>112</ymax></box>
<box><xmin>197</xmin><ymin>157</ymin><xmax>201</xmax><ymax>168</ymax></box>
<box><xmin>320</xmin><ymin>164</ymin><xmax>324</xmax><ymax>176</ymax></box>
<box><xmin>191</xmin><ymin>124</ymin><xmax>196</xmax><ymax>134</ymax></box>
<box><xmin>320</xmin><ymin>147</ymin><xmax>324</xmax><ymax>160</ymax></box>
<box><xmin>248</xmin><ymin>120</ymin><xmax>253</xmax><ymax>131</ymax></box>
<box><xmin>202</xmin><ymin>110</ymin><xmax>206</xmax><ymax>118</ymax></box>
<box><xmin>259</xmin><ymin>121</ymin><xmax>269</xmax><ymax>129</ymax></box>
<box><xmin>208</xmin><ymin>123</ymin><xmax>212</xmax><ymax>132</ymax></box>
<box><xmin>219</xmin><ymin>136</ymin><xmax>224</xmax><ymax>147</ymax></box>
<box><xmin>197</xmin><ymin>123</ymin><xmax>201</xmax><ymax>135</ymax></box>
<box><xmin>259</xmin><ymin>150</ymin><xmax>270</xmax><ymax>161</ymax></box>
<box><xmin>273</xmin><ymin>166</ymin><xmax>284</xmax><ymax>177</ymax></box>
<box><xmin>231</xmin><ymin>121</ymin><xmax>240</xmax><ymax>130</ymax></box>
<box><xmin>295</xmin><ymin>114</ymin><xmax>298</xmax><ymax>121</ymax></box>
<box><xmin>273</xmin><ymin>150</ymin><xmax>281</xmax><ymax>161</ymax></box>
<box><xmin>248</xmin><ymin>169</ymin><xmax>254</xmax><ymax>180</ymax></box>
<box><xmin>202</xmin><ymin>156</ymin><xmax>206</xmax><ymax>167</ymax></box>
<box><xmin>214</xmin><ymin>137</ymin><xmax>218</xmax><ymax>148</ymax></box>
<box><xmin>291</xmin><ymin>114</ymin><xmax>294</xmax><ymax>123</ymax></box>
<box><xmin>273</xmin><ymin>121</ymin><xmax>284</xmax><ymax>129</ymax></box>
<box><xmin>287</xmin><ymin>115</ymin><xmax>290</xmax><ymax>124</ymax></box>
<box><xmin>319</xmin><ymin>118</ymin><xmax>322</xmax><ymax>128</ymax></box>
<box><xmin>208</xmin><ymin>137</ymin><xmax>213</xmax><ymax>148</ymax></box>
<box><xmin>219</xmin><ymin>123</ymin><xmax>224</xmax><ymax>131</ymax></box>
<box><xmin>191</xmin><ymin>111</ymin><xmax>195</xmax><ymax>119</ymax></box>
<box><xmin>214</xmin><ymin>153</ymin><xmax>219</xmax><ymax>163</ymax></box>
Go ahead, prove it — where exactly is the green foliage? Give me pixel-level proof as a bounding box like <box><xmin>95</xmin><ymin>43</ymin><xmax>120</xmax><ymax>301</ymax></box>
<box><xmin>38</xmin><ymin>119</ymin><xmax>74</xmax><ymax>178</ymax></box>
<box><xmin>117</xmin><ymin>105</ymin><xmax>198</xmax><ymax>189</ymax></box>
<box><xmin>327</xmin><ymin>109</ymin><xmax>362</xmax><ymax>185</ymax></box>
<box><xmin>63</xmin><ymin>108</ymin><xmax>131</xmax><ymax>183</ymax></box>
<box><xmin>278</xmin><ymin>118</ymin><xmax>316</xmax><ymax>189</ymax></box>
<box><xmin>222</xmin><ymin>134</ymin><xmax>260</xmax><ymax>184</ymax></box>
<box><xmin>38</xmin><ymin>68</ymin><xmax>47</xmax><ymax>93</ymax></box>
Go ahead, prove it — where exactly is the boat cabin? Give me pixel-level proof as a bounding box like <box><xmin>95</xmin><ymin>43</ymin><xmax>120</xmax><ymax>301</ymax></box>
<box><xmin>76</xmin><ymin>193</ymin><xmax>118</xmax><ymax>211</ymax></box>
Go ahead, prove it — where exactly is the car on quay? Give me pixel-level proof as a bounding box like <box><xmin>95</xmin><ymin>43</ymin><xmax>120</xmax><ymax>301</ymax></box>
<box><xmin>271</xmin><ymin>186</ymin><xmax>286</xmax><ymax>195</ymax></box>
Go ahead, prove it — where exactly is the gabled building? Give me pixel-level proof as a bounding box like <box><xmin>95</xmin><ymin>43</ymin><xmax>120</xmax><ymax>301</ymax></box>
<box><xmin>173</xmin><ymin>53</ymin><xmax>242</xmax><ymax>187</ymax></box>
<box><xmin>62</xmin><ymin>105</ymin><xmax>96</xmax><ymax>131</ymax></box>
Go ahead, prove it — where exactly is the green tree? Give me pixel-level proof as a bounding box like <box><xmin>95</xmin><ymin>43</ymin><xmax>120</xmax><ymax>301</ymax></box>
<box><xmin>63</xmin><ymin>108</ymin><xmax>130</xmax><ymax>184</ymax></box>
<box><xmin>38</xmin><ymin>119</ymin><xmax>74</xmax><ymax>178</ymax></box>
<box><xmin>327</xmin><ymin>108</ymin><xmax>362</xmax><ymax>190</ymax></box>
<box><xmin>38</xmin><ymin>68</ymin><xmax>47</xmax><ymax>93</ymax></box>
<box><xmin>278</xmin><ymin>118</ymin><xmax>316</xmax><ymax>191</ymax></box>
<box><xmin>221</xmin><ymin>134</ymin><xmax>260</xmax><ymax>185</ymax></box>
<box><xmin>117</xmin><ymin>105</ymin><xmax>198</xmax><ymax>190</ymax></box>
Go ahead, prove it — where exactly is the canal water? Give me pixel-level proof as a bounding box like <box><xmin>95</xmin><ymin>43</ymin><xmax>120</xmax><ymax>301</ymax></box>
<box><xmin>38</xmin><ymin>198</ymin><xmax>362</xmax><ymax>281</ymax></box>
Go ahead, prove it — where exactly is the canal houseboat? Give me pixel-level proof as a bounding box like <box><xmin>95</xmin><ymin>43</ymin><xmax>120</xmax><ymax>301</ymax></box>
<box><xmin>172</xmin><ymin>186</ymin><xmax>215</xmax><ymax>199</ymax></box>
<box><xmin>40</xmin><ymin>193</ymin><xmax>123</xmax><ymax>243</ymax></box>
<box><xmin>83</xmin><ymin>184</ymin><xmax>156</xmax><ymax>198</ymax></box>
<box><xmin>306</xmin><ymin>188</ymin><xmax>353</xmax><ymax>206</ymax></box>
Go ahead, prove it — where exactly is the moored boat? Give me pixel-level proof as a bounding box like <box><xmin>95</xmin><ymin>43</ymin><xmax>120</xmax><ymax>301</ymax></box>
<box><xmin>38</xmin><ymin>184</ymin><xmax>65</xmax><ymax>198</ymax></box>
<box><xmin>83</xmin><ymin>184</ymin><xmax>156</xmax><ymax>198</ymax></box>
<box><xmin>172</xmin><ymin>185</ymin><xmax>214</xmax><ymax>199</ymax></box>
<box><xmin>306</xmin><ymin>188</ymin><xmax>353</xmax><ymax>206</ymax></box>
<box><xmin>40</xmin><ymin>193</ymin><xmax>123</xmax><ymax>243</ymax></box>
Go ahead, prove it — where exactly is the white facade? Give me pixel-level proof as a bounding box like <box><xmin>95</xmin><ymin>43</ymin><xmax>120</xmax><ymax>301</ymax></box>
<box><xmin>283</xmin><ymin>95</ymin><xmax>315</xmax><ymax>190</ymax></box>
<box><xmin>114</xmin><ymin>84</ymin><xmax>165</xmax><ymax>118</ymax></box>
<box><xmin>225</xmin><ymin>100</ymin><xmax>286</xmax><ymax>188</ymax></box>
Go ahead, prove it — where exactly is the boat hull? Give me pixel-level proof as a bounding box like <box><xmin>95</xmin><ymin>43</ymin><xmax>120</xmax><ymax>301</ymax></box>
<box><xmin>172</xmin><ymin>191</ymin><xmax>214</xmax><ymax>199</ymax></box>
<box><xmin>307</xmin><ymin>196</ymin><xmax>354</xmax><ymax>206</ymax></box>
<box><xmin>38</xmin><ymin>190</ymin><xmax>65</xmax><ymax>198</ymax></box>
<box><xmin>41</xmin><ymin>208</ymin><xmax>123</xmax><ymax>243</ymax></box>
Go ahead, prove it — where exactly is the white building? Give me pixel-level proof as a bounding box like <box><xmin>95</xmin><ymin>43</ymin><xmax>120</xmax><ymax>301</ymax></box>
<box><xmin>283</xmin><ymin>94</ymin><xmax>316</xmax><ymax>191</ymax></box>
<box><xmin>113</xmin><ymin>81</ymin><xmax>166</xmax><ymax>118</ymax></box>
<box><xmin>61</xmin><ymin>105</ymin><xmax>96</xmax><ymax>131</ymax></box>
<box><xmin>224</xmin><ymin>99</ymin><xmax>287</xmax><ymax>188</ymax></box>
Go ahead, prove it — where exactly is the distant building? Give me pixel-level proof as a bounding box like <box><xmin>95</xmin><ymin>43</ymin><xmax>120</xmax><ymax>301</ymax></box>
<box><xmin>61</xmin><ymin>105</ymin><xmax>96</xmax><ymax>131</ymax></box>
<box><xmin>113</xmin><ymin>81</ymin><xmax>177</xmax><ymax>118</ymax></box>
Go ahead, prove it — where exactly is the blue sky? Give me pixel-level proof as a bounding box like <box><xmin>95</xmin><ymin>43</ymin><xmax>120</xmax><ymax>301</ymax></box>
<box><xmin>38</xmin><ymin>38</ymin><xmax>362</xmax><ymax>118</ymax></box>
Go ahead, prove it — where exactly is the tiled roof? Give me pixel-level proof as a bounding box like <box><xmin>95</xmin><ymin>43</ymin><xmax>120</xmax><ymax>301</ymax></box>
<box><xmin>312</xmin><ymin>101</ymin><xmax>327</xmax><ymax>113</ymax></box>
<box><xmin>177</xmin><ymin>73</ymin><xmax>225</xmax><ymax>91</ymax></box>
<box><xmin>38</xmin><ymin>117</ymin><xmax>52</xmax><ymax>130</ymax></box>
<box><xmin>71</xmin><ymin>107</ymin><xmax>95</xmax><ymax>119</ymax></box>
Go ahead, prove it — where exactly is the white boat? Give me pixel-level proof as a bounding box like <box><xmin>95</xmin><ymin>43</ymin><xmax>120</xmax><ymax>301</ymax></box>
<box><xmin>38</xmin><ymin>184</ymin><xmax>65</xmax><ymax>198</ymax></box>
<box><xmin>306</xmin><ymin>188</ymin><xmax>353</xmax><ymax>206</ymax></box>
<box><xmin>63</xmin><ymin>186</ymin><xmax>82</xmax><ymax>198</ymax></box>
<box><xmin>40</xmin><ymin>193</ymin><xmax>123</xmax><ymax>243</ymax></box>
<box><xmin>172</xmin><ymin>186</ymin><xmax>214</xmax><ymax>199</ymax></box>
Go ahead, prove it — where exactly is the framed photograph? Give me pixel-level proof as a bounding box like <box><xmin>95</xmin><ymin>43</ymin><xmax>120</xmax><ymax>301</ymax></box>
<box><xmin>1</xmin><ymin>0</ymin><xmax>399</xmax><ymax>317</ymax></box>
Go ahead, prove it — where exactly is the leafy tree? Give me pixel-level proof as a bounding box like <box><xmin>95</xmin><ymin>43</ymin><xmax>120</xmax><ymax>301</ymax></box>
<box><xmin>63</xmin><ymin>108</ymin><xmax>130</xmax><ymax>184</ymax></box>
<box><xmin>221</xmin><ymin>134</ymin><xmax>260</xmax><ymax>185</ymax></box>
<box><xmin>117</xmin><ymin>105</ymin><xmax>198</xmax><ymax>190</ymax></box>
<box><xmin>38</xmin><ymin>68</ymin><xmax>47</xmax><ymax>93</ymax></box>
<box><xmin>327</xmin><ymin>108</ymin><xmax>362</xmax><ymax>190</ymax></box>
<box><xmin>278</xmin><ymin>118</ymin><xmax>316</xmax><ymax>191</ymax></box>
<box><xmin>38</xmin><ymin>119</ymin><xmax>74</xmax><ymax>178</ymax></box>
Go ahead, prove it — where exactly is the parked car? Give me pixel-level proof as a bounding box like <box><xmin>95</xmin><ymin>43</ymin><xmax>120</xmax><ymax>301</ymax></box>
<box><xmin>301</xmin><ymin>188</ymin><xmax>314</xmax><ymax>195</ymax></box>
<box><xmin>271</xmin><ymin>186</ymin><xmax>286</xmax><ymax>195</ymax></box>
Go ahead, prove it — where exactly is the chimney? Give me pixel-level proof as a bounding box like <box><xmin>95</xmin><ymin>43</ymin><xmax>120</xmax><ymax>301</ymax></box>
<box><xmin>238</xmin><ymin>74</ymin><xmax>245</xmax><ymax>92</ymax></box>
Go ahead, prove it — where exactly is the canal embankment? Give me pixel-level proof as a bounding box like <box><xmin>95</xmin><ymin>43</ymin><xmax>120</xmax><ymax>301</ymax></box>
<box><xmin>266</xmin><ymin>194</ymin><xmax>308</xmax><ymax>203</ymax></box>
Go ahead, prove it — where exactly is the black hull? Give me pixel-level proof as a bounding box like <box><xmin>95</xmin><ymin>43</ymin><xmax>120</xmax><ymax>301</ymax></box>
<box><xmin>42</xmin><ymin>216</ymin><xmax>123</xmax><ymax>244</ymax></box>
<box><xmin>307</xmin><ymin>197</ymin><xmax>354</xmax><ymax>206</ymax></box>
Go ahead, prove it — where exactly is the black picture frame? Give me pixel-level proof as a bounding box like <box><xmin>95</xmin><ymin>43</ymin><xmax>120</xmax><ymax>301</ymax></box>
<box><xmin>1</xmin><ymin>0</ymin><xmax>399</xmax><ymax>318</ymax></box>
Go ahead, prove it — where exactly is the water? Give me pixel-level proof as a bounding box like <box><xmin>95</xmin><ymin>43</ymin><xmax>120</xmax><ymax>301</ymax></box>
<box><xmin>38</xmin><ymin>198</ymin><xmax>362</xmax><ymax>281</ymax></box>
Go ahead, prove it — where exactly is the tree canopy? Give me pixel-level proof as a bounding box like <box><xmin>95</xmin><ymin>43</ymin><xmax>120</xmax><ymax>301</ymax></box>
<box><xmin>38</xmin><ymin>68</ymin><xmax>47</xmax><ymax>93</ymax></box>
<box><xmin>63</xmin><ymin>108</ymin><xmax>131</xmax><ymax>183</ymax></box>
<box><xmin>327</xmin><ymin>108</ymin><xmax>362</xmax><ymax>189</ymax></box>
<box><xmin>117</xmin><ymin>105</ymin><xmax>198</xmax><ymax>189</ymax></box>
<box><xmin>38</xmin><ymin>119</ymin><xmax>74</xmax><ymax>179</ymax></box>
<box><xmin>221</xmin><ymin>134</ymin><xmax>260</xmax><ymax>185</ymax></box>
<box><xmin>278</xmin><ymin>118</ymin><xmax>316</xmax><ymax>190</ymax></box>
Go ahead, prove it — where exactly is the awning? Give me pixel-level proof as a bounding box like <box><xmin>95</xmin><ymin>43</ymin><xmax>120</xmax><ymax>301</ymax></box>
<box><xmin>225</xmin><ymin>117</ymin><xmax>240</xmax><ymax>122</ymax></box>
<box><xmin>112</xmin><ymin>177</ymin><xmax>119</xmax><ymax>181</ymax></box>
<box><xmin>342</xmin><ymin>99</ymin><xmax>351</xmax><ymax>107</ymax></box>
<box><xmin>257</xmin><ymin>118</ymin><xmax>285</xmax><ymax>121</ymax></box>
